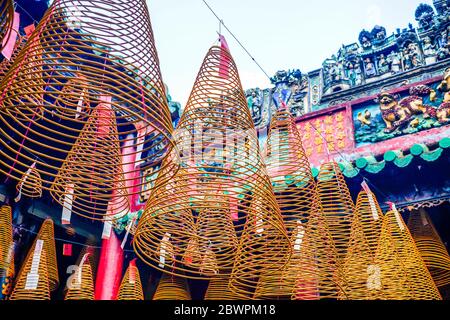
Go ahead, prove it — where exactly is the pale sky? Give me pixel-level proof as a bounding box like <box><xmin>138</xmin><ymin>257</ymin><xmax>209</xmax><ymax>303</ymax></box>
<box><xmin>147</xmin><ymin>0</ymin><xmax>434</xmax><ymax>106</ymax></box>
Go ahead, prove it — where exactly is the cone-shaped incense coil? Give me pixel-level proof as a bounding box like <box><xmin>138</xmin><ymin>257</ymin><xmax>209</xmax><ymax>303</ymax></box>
<box><xmin>384</xmin><ymin>210</ymin><xmax>441</xmax><ymax>300</ymax></box>
<box><xmin>65</xmin><ymin>260</ymin><xmax>95</xmax><ymax>300</ymax></box>
<box><xmin>0</xmin><ymin>0</ymin><xmax>14</xmax><ymax>52</ymax></box>
<box><xmin>317</xmin><ymin>162</ymin><xmax>354</xmax><ymax>260</ymax></box>
<box><xmin>0</xmin><ymin>205</ymin><xmax>13</xmax><ymax>270</ymax></box>
<box><xmin>290</xmin><ymin>199</ymin><xmax>342</xmax><ymax>300</ymax></box>
<box><xmin>354</xmin><ymin>190</ymin><xmax>383</xmax><ymax>258</ymax></box>
<box><xmin>10</xmin><ymin>243</ymin><xmax>50</xmax><ymax>300</ymax></box>
<box><xmin>50</xmin><ymin>104</ymin><xmax>129</xmax><ymax>221</ymax></box>
<box><xmin>153</xmin><ymin>274</ymin><xmax>191</xmax><ymax>300</ymax></box>
<box><xmin>370</xmin><ymin>216</ymin><xmax>413</xmax><ymax>300</ymax></box>
<box><xmin>204</xmin><ymin>275</ymin><xmax>239</xmax><ymax>300</ymax></box>
<box><xmin>408</xmin><ymin>209</ymin><xmax>450</xmax><ymax>287</ymax></box>
<box><xmin>17</xmin><ymin>218</ymin><xmax>59</xmax><ymax>291</ymax></box>
<box><xmin>134</xmin><ymin>45</ymin><xmax>289</xmax><ymax>279</ymax></box>
<box><xmin>0</xmin><ymin>0</ymin><xmax>176</xmax><ymax>200</ymax></box>
<box><xmin>118</xmin><ymin>261</ymin><xmax>144</xmax><ymax>300</ymax></box>
<box><xmin>0</xmin><ymin>34</ymin><xmax>26</xmax><ymax>80</ymax></box>
<box><xmin>16</xmin><ymin>164</ymin><xmax>43</xmax><ymax>199</ymax></box>
<box><xmin>339</xmin><ymin>213</ymin><xmax>374</xmax><ymax>300</ymax></box>
<box><xmin>264</xmin><ymin>107</ymin><xmax>316</xmax><ymax>230</ymax></box>
<box><xmin>134</xmin><ymin>164</ymin><xmax>199</xmax><ymax>277</ymax></box>
<box><xmin>75</xmin><ymin>237</ymin><xmax>99</xmax><ymax>280</ymax></box>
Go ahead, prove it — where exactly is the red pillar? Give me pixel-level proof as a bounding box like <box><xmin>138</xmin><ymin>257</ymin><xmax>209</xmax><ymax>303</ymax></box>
<box><xmin>94</xmin><ymin>231</ymin><xmax>124</xmax><ymax>300</ymax></box>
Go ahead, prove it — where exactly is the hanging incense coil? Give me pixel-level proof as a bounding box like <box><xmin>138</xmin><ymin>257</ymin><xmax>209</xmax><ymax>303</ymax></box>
<box><xmin>264</xmin><ymin>107</ymin><xmax>316</xmax><ymax>229</ymax></box>
<box><xmin>75</xmin><ymin>236</ymin><xmax>99</xmax><ymax>280</ymax></box>
<box><xmin>0</xmin><ymin>0</ymin><xmax>14</xmax><ymax>52</ymax></box>
<box><xmin>50</xmin><ymin>103</ymin><xmax>130</xmax><ymax>221</ymax></box>
<box><xmin>370</xmin><ymin>216</ymin><xmax>413</xmax><ymax>300</ymax></box>
<box><xmin>316</xmin><ymin>162</ymin><xmax>355</xmax><ymax>260</ymax></box>
<box><xmin>339</xmin><ymin>213</ymin><xmax>375</xmax><ymax>300</ymax></box>
<box><xmin>0</xmin><ymin>0</ymin><xmax>176</xmax><ymax>215</ymax></box>
<box><xmin>384</xmin><ymin>210</ymin><xmax>441</xmax><ymax>300</ymax></box>
<box><xmin>118</xmin><ymin>260</ymin><xmax>144</xmax><ymax>300</ymax></box>
<box><xmin>65</xmin><ymin>259</ymin><xmax>95</xmax><ymax>300</ymax></box>
<box><xmin>16</xmin><ymin>218</ymin><xmax>59</xmax><ymax>291</ymax></box>
<box><xmin>0</xmin><ymin>205</ymin><xmax>13</xmax><ymax>271</ymax></box>
<box><xmin>15</xmin><ymin>163</ymin><xmax>43</xmax><ymax>199</ymax></box>
<box><xmin>152</xmin><ymin>274</ymin><xmax>191</xmax><ymax>300</ymax></box>
<box><xmin>353</xmin><ymin>189</ymin><xmax>383</xmax><ymax>258</ymax></box>
<box><xmin>134</xmin><ymin>45</ymin><xmax>289</xmax><ymax>279</ymax></box>
<box><xmin>10</xmin><ymin>244</ymin><xmax>50</xmax><ymax>300</ymax></box>
<box><xmin>204</xmin><ymin>274</ymin><xmax>240</xmax><ymax>300</ymax></box>
<box><xmin>229</xmin><ymin>193</ymin><xmax>294</xmax><ymax>299</ymax></box>
<box><xmin>408</xmin><ymin>209</ymin><xmax>450</xmax><ymax>287</ymax></box>
<box><xmin>0</xmin><ymin>34</ymin><xmax>26</xmax><ymax>80</ymax></box>
<box><xmin>289</xmin><ymin>200</ymin><xmax>343</xmax><ymax>300</ymax></box>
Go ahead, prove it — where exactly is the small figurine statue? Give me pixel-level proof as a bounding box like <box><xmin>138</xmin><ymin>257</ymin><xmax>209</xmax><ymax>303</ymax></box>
<box><xmin>422</xmin><ymin>36</ymin><xmax>437</xmax><ymax>65</ymax></box>
<box><xmin>388</xmin><ymin>51</ymin><xmax>402</xmax><ymax>74</ymax></box>
<box><xmin>364</xmin><ymin>58</ymin><xmax>377</xmax><ymax>77</ymax></box>
<box><xmin>377</xmin><ymin>54</ymin><xmax>389</xmax><ymax>74</ymax></box>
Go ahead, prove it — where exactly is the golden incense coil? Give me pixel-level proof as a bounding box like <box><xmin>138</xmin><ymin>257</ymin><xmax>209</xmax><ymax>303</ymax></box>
<box><xmin>134</xmin><ymin>44</ymin><xmax>289</xmax><ymax>280</ymax></box>
<box><xmin>370</xmin><ymin>216</ymin><xmax>413</xmax><ymax>300</ymax></box>
<box><xmin>0</xmin><ymin>0</ymin><xmax>14</xmax><ymax>52</ymax></box>
<box><xmin>408</xmin><ymin>209</ymin><xmax>450</xmax><ymax>287</ymax></box>
<box><xmin>255</xmin><ymin>108</ymin><xmax>336</xmax><ymax>300</ymax></box>
<box><xmin>354</xmin><ymin>189</ymin><xmax>383</xmax><ymax>258</ymax></box>
<box><xmin>204</xmin><ymin>274</ymin><xmax>240</xmax><ymax>300</ymax></box>
<box><xmin>264</xmin><ymin>107</ymin><xmax>316</xmax><ymax>229</ymax></box>
<box><xmin>118</xmin><ymin>260</ymin><xmax>144</xmax><ymax>300</ymax></box>
<box><xmin>0</xmin><ymin>34</ymin><xmax>26</xmax><ymax>80</ymax></box>
<box><xmin>65</xmin><ymin>259</ymin><xmax>95</xmax><ymax>300</ymax></box>
<box><xmin>16</xmin><ymin>163</ymin><xmax>43</xmax><ymax>199</ymax></box>
<box><xmin>50</xmin><ymin>103</ymin><xmax>130</xmax><ymax>221</ymax></box>
<box><xmin>10</xmin><ymin>242</ymin><xmax>50</xmax><ymax>300</ymax></box>
<box><xmin>339</xmin><ymin>213</ymin><xmax>374</xmax><ymax>300</ymax></box>
<box><xmin>384</xmin><ymin>210</ymin><xmax>441</xmax><ymax>300</ymax></box>
<box><xmin>317</xmin><ymin>162</ymin><xmax>355</xmax><ymax>260</ymax></box>
<box><xmin>386</xmin><ymin>210</ymin><xmax>442</xmax><ymax>299</ymax></box>
<box><xmin>290</xmin><ymin>198</ymin><xmax>343</xmax><ymax>300</ymax></box>
<box><xmin>0</xmin><ymin>205</ymin><xmax>13</xmax><ymax>270</ymax></box>
<box><xmin>0</xmin><ymin>0</ymin><xmax>176</xmax><ymax>214</ymax></box>
<box><xmin>152</xmin><ymin>273</ymin><xmax>191</xmax><ymax>300</ymax></box>
<box><xmin>16</xmin><ymin>218</ymin><xmax>59</xmax><ymax>291</ymax></box>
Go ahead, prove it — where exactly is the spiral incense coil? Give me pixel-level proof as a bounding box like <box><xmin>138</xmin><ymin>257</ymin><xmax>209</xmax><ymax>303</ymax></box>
<box><xmin>65</xmin><ymin>260</ymin><xmax>95</xmax><ymax>300</ymax></box>
<box><xmin>75</xmin><ymin>236</ymin><xmax>99</xmax><ymax>280</ymax></box>
<box><xmin>0</xmin><ymin>253</ymin><xmax>15</xmax><ymax>298</ymax></box>
<box><xmin>384</xmin><ymin>210</ymin><xmax>441</xmax><ymax>300</ymax></box>
<box><xmin>0</xmin><ymin>34</ymin><xmax>26</xmax><ymax>80</ymax></box>
<box><xmin>134</xmin><ymin>44</ymin><xmax>289</xmax><ymax>279</ymax></box>
<box><xmin>264</xmin><ymin>107</ymin><xmax>316</xmax><ymax>231</ymax></box>
<box><xmin>50</xmin><ymin>104</ymin><xmax>130</xmax><ymax>221</ymax></box>
<box><xmin>354</xmin><ymin>190</ymin><xmax>383</xmax><ymax>258</ymax></box>
<box><xmin>408</xmin><ymin>209</ymin><xmax>450</xmax><ymax>287</ymax></box>
<box><xmin>0</xmin><ymin>0</ymin><xmax>176</xmax><ymax>212</ymax></box>
<box><xmin>152</xmin><ymin>274</ymin><xmax>191</xmax><ymax>300</ymax></box>
<box><xmin>134</xmin><ymin>164</ymin><xmax>199</xmax><ymax>277</ymax></box>
<box><xmin>0</xmin><ymin>205</ymin><xmax>13</xmax><ymax>270</ymax></box>
<box><xmin>204</xmin><ymin>275</ymin><xmax>240</xmax><ymax>300</ymax></box>
<box><xmin>290</xmin><ymin>199</ymin><xmax>343</xmax><ymax>300</ymax></box>
<box><xmin>16</xmin><ymin>164</ymin><xmax>43</xmax><ymax>199</ymax></box>
<box><xmin>118</xmin><ymin>260</ymin><xmax>144</xmax><ymax>300</ymax></box>
<box><xmin>317</xmin><ymin>162</ymin><xmax>355</xmax><ymax>260</ymax></box>
<box><xmin>10</xmin><ymin>246</ymin><xmax>50</xmax><ymax>300</ymax></box>
<box><xmin>339</xmin><ymin>214</ymin><xmax>375</xmax><ymax>300</ymax></box>
<box><xmin>0</xmin><ymin>0</ymin><xmax>14</xmax><ymax>52</ymax></box>
<box><xmin>16</xmin><ymin>218</ymin><xmax>59</xmax><ymax>291</ymax></box>
<box><xmin>370</xmin><ymin>217</ymin><xmax>413</xmax><ymax>300</ymax></box>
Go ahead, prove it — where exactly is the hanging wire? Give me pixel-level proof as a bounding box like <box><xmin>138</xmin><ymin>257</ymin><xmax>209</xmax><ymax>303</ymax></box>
<box><xmin>201</xmin><ymin>0</ymin><xmax>390</xmax><ymax>201</ymax></box>
<box><xmin>14</xmin><ymin>1</ymin><xmax>39</xmax><ymax>25</ymax></box>
<box><xmin>202</xmin><ymin>0</ymin><xmax>271</xmax><ymax>80</ymax></box>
